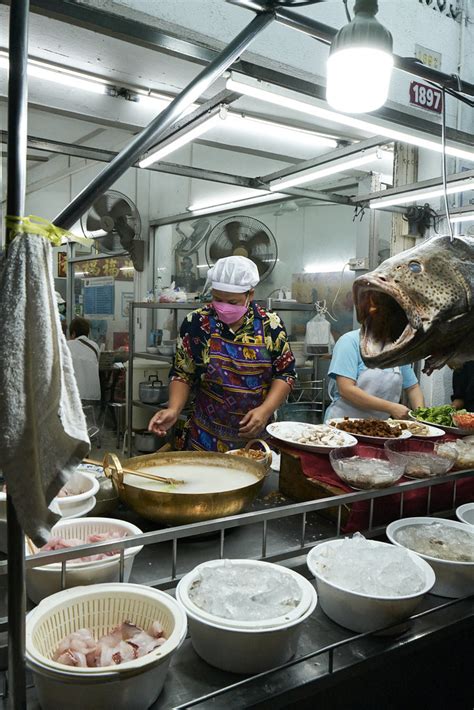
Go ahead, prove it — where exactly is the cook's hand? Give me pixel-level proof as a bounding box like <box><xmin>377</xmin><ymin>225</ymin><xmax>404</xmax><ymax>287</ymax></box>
<box><xmin>389</xmin><ymin>403</ymin><xmax>410</xmax><ymax>419</ymax></box>
<box><xmin>148</xmin><ymin>408</ymin><xmax>178</xmax><ymax>436</ymax></box>
<box><xmin>239</xmin><ymin>406</ymin><xmax>270</xmax><ymax>438</ymax></box>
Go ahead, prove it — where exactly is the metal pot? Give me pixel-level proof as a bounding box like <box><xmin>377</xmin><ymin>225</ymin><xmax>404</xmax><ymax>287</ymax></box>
<box><xmin>134</xmin><ymin>430</ymin><xmax>164</xmax><ymax>453</ymax></box>
<box><xmin>104</xmin><ymin>451</ymin><xmax>266</xmax><ymax>526</ymax></box>
<box><xmin>139</xmin><ymin>375</ymin><xmax>169</xmax><ymax>405</ymax></box>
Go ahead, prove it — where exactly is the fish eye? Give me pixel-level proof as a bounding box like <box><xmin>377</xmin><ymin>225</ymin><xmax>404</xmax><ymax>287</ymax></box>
<box><xmin>408</xmin><ymin>261</ymin><xmax>423</xmax><ymax>274</ymax></box>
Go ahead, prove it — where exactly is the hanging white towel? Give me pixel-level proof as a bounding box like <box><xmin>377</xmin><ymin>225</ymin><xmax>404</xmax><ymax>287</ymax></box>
<box><xmin>0</xmin><ymin>234</ymin><xmax>90</xmax><ymax>546</ymax></box>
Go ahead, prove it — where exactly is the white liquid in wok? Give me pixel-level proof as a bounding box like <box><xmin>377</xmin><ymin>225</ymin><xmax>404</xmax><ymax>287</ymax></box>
<box><xmin>124</xmin><ymin>464</ymin><xmax>258</xmax><ymax>494</ymax></box>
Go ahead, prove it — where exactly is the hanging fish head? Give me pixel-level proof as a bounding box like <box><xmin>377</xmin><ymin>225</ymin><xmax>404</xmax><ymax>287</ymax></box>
<box><xmin>353</xmin><ymin>235</ymin><xmax>474</xmax><ymax>373</ymax></box>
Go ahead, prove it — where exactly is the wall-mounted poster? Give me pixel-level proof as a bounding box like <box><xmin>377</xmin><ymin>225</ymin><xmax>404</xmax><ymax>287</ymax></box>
<box><xmin>291</xmin><ymin>271</ymin><xmax>355</xmax><ymax>341</ymax></box>
<box><xmin>83</xmin><ymin>276</ymin><xmax>115</xmax><ymax>316</ymax></box>
<box><xmin>121</xmin><ymin>292</ymin><xmax>134</xmax><ymax>317</ymax></box>
<box><xmin>57</xmin><ymin>251</ymin><xmax>67</xmax><ymax>278</ymax></box>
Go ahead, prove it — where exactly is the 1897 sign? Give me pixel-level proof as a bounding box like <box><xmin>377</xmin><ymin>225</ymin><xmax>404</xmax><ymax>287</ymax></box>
<box><xmin>409</xmin><ymin>81</ymin><xmax>443</xmax><ymax>113</ymax></box>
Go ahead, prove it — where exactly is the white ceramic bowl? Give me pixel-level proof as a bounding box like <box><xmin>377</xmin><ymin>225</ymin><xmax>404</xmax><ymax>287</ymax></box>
<box><xmin>176</xmin><ymin>559</ymin><xmax>317</xmax><ymax>674</ymax></box>
<box><xmin>456</xmin><ymin>503</ymin><xmax>474</xmax><ymax>526</ymax></box>
<box><xmin>26</xmin><ymin>518</ymin><xmax>144</xmax><ymax>604</ymax></box>
<box><xmin>53</xmin><ymin>471</ymin><xmax>100</xmax><ymax>519</ymax></box>
<box><xmin>307</xmin><ymin>539</ymin><xmax>435</xmax><ymax>633</ymax></box>
<box><xmin>386</xmin><ymin>517</ymin><xmax>474</xmax><ymax>598</ymax></box>
<box><xmin>26</xmin><ymin>583</ymin><xmax>187</xmax><ymax>710</ymax></box>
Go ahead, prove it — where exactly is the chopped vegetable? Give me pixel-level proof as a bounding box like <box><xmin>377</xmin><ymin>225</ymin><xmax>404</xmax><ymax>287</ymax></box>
<box><xmin>411</xmin><ymin>405</ymin><xmax>458</xmax><ymax>427</ymax></box>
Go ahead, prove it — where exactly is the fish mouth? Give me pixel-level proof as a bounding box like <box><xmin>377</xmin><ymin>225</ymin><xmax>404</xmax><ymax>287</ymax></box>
<box><xmin>354</xmin><ymin>279</ymin><xmax>420</xmax><ymax>363</ymax></box>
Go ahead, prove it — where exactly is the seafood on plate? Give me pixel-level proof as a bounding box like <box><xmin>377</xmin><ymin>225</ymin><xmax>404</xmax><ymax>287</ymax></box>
<box><xmin>38</xmin><ymin>531</ymin><xmax>127</xmax><ymax>563</ymax></box>
<box><xmin>353</xmin><ymin>235</ymin><xmax>474</xmax><ymax>374</ymax></box>
<box><xmin>53</xmin><ymin>620</ymin><xmax>167</xmax><ymax>668</ymax></box>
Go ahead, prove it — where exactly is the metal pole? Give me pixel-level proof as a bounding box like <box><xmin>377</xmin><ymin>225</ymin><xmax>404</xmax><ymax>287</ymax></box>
<box><xmin>53</xmin><ymin>11</ymin><xmax>274</xmax><ymax>230</ymax></box>
<box><xmin>5</xmin><ymin>0</ymin><xmax>29</xmax><ymax>705</ymax></box>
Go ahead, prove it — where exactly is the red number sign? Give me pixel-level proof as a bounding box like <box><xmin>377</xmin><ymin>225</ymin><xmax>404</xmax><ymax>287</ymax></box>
<box><xmin>409</xmin><ymin>81</ymin><xmax>443</xmax><ymax>113</ymax></box>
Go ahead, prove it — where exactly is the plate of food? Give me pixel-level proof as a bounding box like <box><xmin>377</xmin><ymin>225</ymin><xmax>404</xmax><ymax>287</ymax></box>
<box><xmin>327</xmin><ymin>418</ymin><xmax>412</xmax><ymax>444</ymax></box>
<box><xmin>409</xmin><ymin>406</ymin><xmax>474</xmax><ymax>436</ymax></box>
<box><xmin>386</xmin><ymin>419</ymin><xmax>445</xmax><ymax>439</ymax></box>
<box><xmin>266</xmin><ymin>422</ymin><xmax>357</xmax><ymax>453</ymax></box>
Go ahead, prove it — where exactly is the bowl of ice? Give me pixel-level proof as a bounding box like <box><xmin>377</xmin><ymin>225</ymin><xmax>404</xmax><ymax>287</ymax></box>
<box><xmin>386</xmin><ymin>517</ymin><xmax>474</xmax><ymax>598</ymax></box>
<box><xmin>456</xmin><ymin>503</ymin><xmax>474</xmax><ymax>526</ymax></box>
<box><xmin>329</xmin><ymin>445</ymin><xmax>405</xmax><ymax>489</ymax></box>
<box><xmin>306</xmin><ymin>535</ymin><xmax>435</xmax><ymax>633</ymax></box>
<box><xmin>384</xmin><ymin>439</ymin><xmax>458</xmax><ymax>479</ymax></box>
<box><xmin>176</xmin><ymin>559</ymin><xmax>317</xmax><ymax>674</ymax></box>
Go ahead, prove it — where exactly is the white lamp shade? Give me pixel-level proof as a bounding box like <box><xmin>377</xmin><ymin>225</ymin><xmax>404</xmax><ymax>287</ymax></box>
<box><xmin>326</xmin><ymin>47</ymin><xmax>393</xmax><ymax>114</ymax></box>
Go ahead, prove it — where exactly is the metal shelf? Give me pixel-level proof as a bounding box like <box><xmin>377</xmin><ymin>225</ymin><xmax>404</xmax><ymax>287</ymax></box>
<box><xmin>134</xmin><ymin>352</ymin><xmax>172</xmax><ymax>362</ymax></box>
<box><xmin>132</xmin><ymin>399</ymin><xmax>166</xmax><ymax>410</ymax></box>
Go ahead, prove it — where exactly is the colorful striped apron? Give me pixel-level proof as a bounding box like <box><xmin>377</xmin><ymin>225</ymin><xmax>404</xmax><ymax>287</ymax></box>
<box><xmin>186</xmin><ymin>313</ymin><xmax>273</xmax><ymax>452</ymax></box>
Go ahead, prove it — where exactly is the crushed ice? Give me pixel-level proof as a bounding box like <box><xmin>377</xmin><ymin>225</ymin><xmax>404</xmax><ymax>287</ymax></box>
<box><xmin>395</xmin><ymin>523</ymin><xmax>474</xmax><ymax>562</ymax></box>
<box><xmin>189</xmin><ymin>562</ymin><xmax>302</xmax><ymax>621</ymax></box>
<box><xmin>314</xmin><ymin>533</ymin><xmax>425</xmax><ymax>596</ymax></box>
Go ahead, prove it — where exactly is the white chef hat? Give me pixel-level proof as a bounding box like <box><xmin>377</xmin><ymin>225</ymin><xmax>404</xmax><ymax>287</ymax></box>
<box><xmin>207</xmin><ymin>256</ymin><xmax>260</xmax><ymax>293</ymax></box>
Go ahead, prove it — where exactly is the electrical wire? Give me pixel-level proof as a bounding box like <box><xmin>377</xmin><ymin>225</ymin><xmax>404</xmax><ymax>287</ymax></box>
<box><xmin>342</xmin><ymin>0</ymin><xmax>351</xmax><ymax>22</ymax></box>
<box><xmin>329</xmin><ymin>262</ymin><xmax>350</xmax><ymax>320</ymax></box>
<box><xmin>273</xmin><ymin>1</ymin><xmax>327</xmax><ymax>6</ymax></box>
<box><xmin>441</xmin><ymin>87</ymin><xmax>454</xmax><ymax>241</ymax></box>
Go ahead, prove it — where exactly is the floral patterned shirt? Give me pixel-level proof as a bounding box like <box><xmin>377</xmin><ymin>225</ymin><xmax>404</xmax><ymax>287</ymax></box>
<box><xmin>170</xmin><ymin>303</ymin><xmax>296</xmax><ymax>390</ymax></box>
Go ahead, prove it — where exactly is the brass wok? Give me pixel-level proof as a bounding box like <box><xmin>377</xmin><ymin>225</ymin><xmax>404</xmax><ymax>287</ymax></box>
<box><xmin>104</xmin><ymin>451</ymin><xmax>267</xmax><ymax>525</ymax></box>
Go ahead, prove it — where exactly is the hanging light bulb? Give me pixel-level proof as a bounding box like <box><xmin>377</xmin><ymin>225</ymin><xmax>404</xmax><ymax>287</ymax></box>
<box><xmin>326</xmin><ymin>0</ymin><xmax>393</xmax><ymax>114</ymax></box>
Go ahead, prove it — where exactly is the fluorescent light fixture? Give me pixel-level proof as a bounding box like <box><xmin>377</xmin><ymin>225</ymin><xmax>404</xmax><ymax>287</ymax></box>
<box><xmin>269</xmin><ymin>148</ymin><xmax>382</xmax><ymax>192</ymax></box>
<box><xmin>188</xmin><ymin>191</ymin><xmax>287</xmax><ymax>215</ymax></box>
<box><xmin>369</xmin><ymin>179</ymin><xmax>474</xmax><ymax>209</ymax></box>
<box><xmin>327</xmin><ymin>0</ymin><xmax>393</xmax><ymax>113</ymax></box>
<box><xmin>119</xmin><ymin>266</ymin><xmax>135</xmax><ymax>272</ymax></box>
<box><xmin>304</xmin><ymin>262</ymin><xmax>347</xmax><ymax>273</ymax></box>
<box><xmin>138</xmin><ymin>113</ymin><xmax>223</xmax><ymax>168</ymax></box>
<box><xmin>226</xmin><ymin>75</ymin><xmax>474</xmax><ymax>163</ymax></box>
<box><xmin>0</xmin><ymin>50</ymin><xmax>107</xmax><ymax>94</ymax></box>
<box><xmin>450</xmin><ymin>212</ymin><xmax>474</xmax><ymax>224</ymax></box>
<box><xmin>74</xmin><ymin>271</ymin><xmax>89</xmax><ymax>277</ymax></box>
<box><xmin>226</xmin><ymin>113</ymin><xmax>337</xmax><ymax>147</ymax></box>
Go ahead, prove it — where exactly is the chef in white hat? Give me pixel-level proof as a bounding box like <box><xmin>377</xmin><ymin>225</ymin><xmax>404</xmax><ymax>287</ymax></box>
<box><xmin>149</xmin><ymin>255</ymin><xmax>296</xmax><ymax>451</ymax></box>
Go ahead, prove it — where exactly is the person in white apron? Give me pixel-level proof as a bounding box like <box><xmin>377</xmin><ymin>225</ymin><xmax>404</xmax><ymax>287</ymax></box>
<box><xmin>324</xmin><ymin>329</ymin><xmax>424</xmax><ymax>422</ymax></box>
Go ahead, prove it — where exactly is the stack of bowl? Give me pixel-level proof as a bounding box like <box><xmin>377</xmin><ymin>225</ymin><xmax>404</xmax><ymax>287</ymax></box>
<box><xmin>176</xmin><ymin>559</ymin><xmax>317</xmax><ymax>674</ymax></box>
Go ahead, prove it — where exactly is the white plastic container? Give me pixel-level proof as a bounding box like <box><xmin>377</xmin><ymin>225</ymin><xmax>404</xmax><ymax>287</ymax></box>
<box><xmin>456</xmin><ymin>503</ymin><xmax>474</xmax><ymax>526</ymax></box>
<box><xmin>26</xmin><ymin>583</ymin><xmax>187</xmax><ymax>710</ymax></box>
<box><xmin>176</xmin><ymin>559</ymin><xmax>317</xmax><ymax>674</ymax></box>
<box><xmin>26</xmin><ymin>518</ymin><xmax>144</xmax><ymax>604</ymax></box>
<box><xmin>53</xmin><ymin>471</ymin><xmax>100</xmax><ymax>519</ymax></box>
<box><xmin>386</xmin><ymin>517</ymin><xmax>474</xmax><ymax>598</ymax></box>
<box><xmin>307</xmin><ymin>539</ymin><xmax>435</xmax><ymax>633</ymax></box>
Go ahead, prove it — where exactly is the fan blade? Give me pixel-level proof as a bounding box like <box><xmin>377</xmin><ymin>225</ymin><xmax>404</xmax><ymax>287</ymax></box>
<box><xmin>251</xmin><ymin>257</ymin><xmax>267</xmax><ymax>276</ymax></box>
<box><xmin>93</xmin><ymin>194</ymin><xmax>110</xmax><ymax>218</ymax></box>
<box><xmin>110</xmin><ymin>198</ymin><xmax>132</xmax><ymax>219</ymax></box>
<box><xmin>86</xmin><ymin>215</ymin><xmax>102</xmax><ymax>232</ymax></box>
<box><xmin>247</xmin><ymin>230</ymin><xmax>269</xmax><ymax>250</ymax></box>
<box><xmin>209</xmin><ymin>241</ymin><xmax>232</xmax><ymax>262</ymax></box>
<box><xmin>224</xmin><ymin>221</ymin><xmax>242</xmax><ymax>248</ymax></box>
<box><xmin>130</xmin><ymin>239</ymin><xmax>145</xmax><ymax>272</ymax></box>
<box><xmin>115</xmin><ymin>216</ymin><xmax>135</xmax><ymax>249</ymax></box>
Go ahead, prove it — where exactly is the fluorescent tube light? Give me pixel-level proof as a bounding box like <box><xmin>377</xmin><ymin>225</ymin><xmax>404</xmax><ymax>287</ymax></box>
<box><xmin>226</xmin><ymin>75</ymin><xmax>474</xmax><ymax>163</ymax></box>
<box><xmin>138</xmin><ymin>113</ymin><xmax>223</xmax><ymax>168</ymax></box>
<box><xmin>226</xmin><ymin>113</ymin><xmax>337</xmax><ymax>147</ymax></box>
<box><xmin>369</xmin><ymin>179</ymin><xmax>474</xmax><ymax>209</ymax></box>
<box><xmin>450</xmin><ymin>212</ymin><xmax>474</xmax><ymax>224</ymax></box>
<box><xmin>188</xmin><ymin>191</ymin><xmax>287</xmax><ymax>215</ymax></box>
<box><xmin>269</xmin><ymin>148</ymin><xmax>382</xmax><ymax>191</ymax></box>
<box><xmin>0</xmin><ymin>51</ymin><xmax>107</xmax><ymax>94</ymax></box>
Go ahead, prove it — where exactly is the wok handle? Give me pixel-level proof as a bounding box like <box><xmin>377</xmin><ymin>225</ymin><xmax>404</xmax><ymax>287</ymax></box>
<box><xmin>103</xmin><ymin>451</ymin><xmax>125</xmax><ymax>491</ymax></box>
<box><xmin>244</xmin><ymin>438</ymin><xmax>271</xmax><ymax>456</ymax></box>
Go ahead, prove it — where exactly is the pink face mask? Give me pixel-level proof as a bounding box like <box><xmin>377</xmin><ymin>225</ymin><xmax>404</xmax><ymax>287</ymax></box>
<box><xmin>212</xmin><ymin>299</ymin><xmax>249</xmax><ymax>325</ymax></box>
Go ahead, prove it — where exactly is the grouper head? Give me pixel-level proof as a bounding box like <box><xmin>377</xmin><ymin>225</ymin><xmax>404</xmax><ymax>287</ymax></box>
<box><xmin>353</xmin><ymin>235</ymin><xmax>474</xmax><ymax>373</ymax></box>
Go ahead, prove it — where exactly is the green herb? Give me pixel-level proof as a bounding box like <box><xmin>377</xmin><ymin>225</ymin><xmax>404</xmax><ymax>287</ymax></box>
<box><xmin>412</xmin><ymin>405</ymin><xmax>457</xmax><ymax>426</ymax></box>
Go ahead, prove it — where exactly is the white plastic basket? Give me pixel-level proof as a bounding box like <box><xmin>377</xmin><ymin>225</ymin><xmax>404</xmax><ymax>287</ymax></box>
<box><xmin>26</xmin><ymin>518</ymin><xmax>144</xmax><ymax>604</ymax></box>
<box><xmin>26</xmin><ymin>583</ymin><xmax>187</xmax><ymax>710</ymax></box>
<box><xmin>52</xmin><ymin>471</ymin><xmax>100</xmax><ymax>519</ymax></box>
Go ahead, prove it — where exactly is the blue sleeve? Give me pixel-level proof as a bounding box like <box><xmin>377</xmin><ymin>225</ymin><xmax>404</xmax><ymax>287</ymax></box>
<box><xmin>401</xmin><ymin>365</ymin><xmax>418</xmax><ymax>389</ymax></box>
<box><xmin>328</xmin><ymin>333</ymin><xmax>361</xmax><ymax>382</ymax></box>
